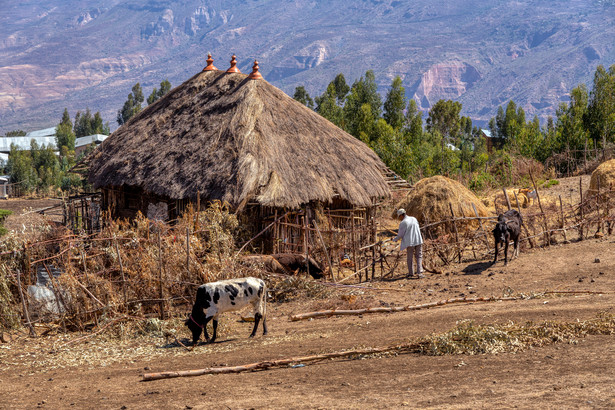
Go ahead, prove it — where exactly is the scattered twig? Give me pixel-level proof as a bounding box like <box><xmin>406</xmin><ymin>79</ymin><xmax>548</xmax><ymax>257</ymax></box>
<box><xmin>289</xmin><ymin>296</ymin><xmax>520</xmax><ymax>321</ymax></box>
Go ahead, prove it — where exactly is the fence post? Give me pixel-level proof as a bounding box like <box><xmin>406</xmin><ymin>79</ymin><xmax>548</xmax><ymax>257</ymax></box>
<box><xmin>16</xmin><ymin>268</ymin><xmax>36</xmax><ymax>337</ymax></box>
<box><xmin>579</xmin><ymin>177</ymin><xmax>584</xmax><ymax>240</ymax></box>
<box><xmin>512</xmin><ymin>191</ymin><xmax>534</xmax><ymax>248</ymax></box>
<box><xmin>157</xmin><ymin>231</ymin><xmax>165</xmax><ymax>320</ymax></box>
<box><xmin>530</xmin><ymin>171</ymin><xmax>549</xmax><ymax>246</ymax></box>
<box><xmin>502</xmin><ymin>188</ymin><xmax>512</xmax><ymax>210</ymax></box>
<box><xmin>114</xmin><ymin>235</ymin><xmax>127</xmax><ymax>310</ymax></box>
<box><xmin>559</xmin><ymin>195</ymin><xmax>568</xmax><ymax>243</ymax></box>
<box><xmin>186</xmin><ymin>227</ymin><xmax>190</xmax><ymax>275</ymax></box>
<box><xmin>449</xmin><ymin>203</ymin><xmax>462</xmax><ymax>263</ymax></box>
<box><xmin>313</xmin><ymin>220</ymin><xmax>335</xmax><ymax>283</ymax></box>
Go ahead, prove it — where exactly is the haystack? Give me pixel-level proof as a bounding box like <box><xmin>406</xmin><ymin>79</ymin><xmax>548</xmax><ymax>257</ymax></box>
<box><xmin>394</xmin><ymin>175</ymin><xmax>491</xmax><ymax>237</ymax></box>
<box><xmin>589</xmin><ymin>159</ymin><xmax>615</xmax><ymax>194</ymax></box>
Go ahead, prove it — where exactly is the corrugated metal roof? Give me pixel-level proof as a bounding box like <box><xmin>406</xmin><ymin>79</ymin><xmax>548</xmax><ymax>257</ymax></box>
<box><xmin>480</xmin><ymin>128</ymin><xmax>492</xmax><ymax>137</ymax></box>
<box><xmin>0</xmin><ymin>137</ymin><xmax>57</xmax><ymax>153</ymax></box>
<box><xmin>25</xmin><ymin>127</ymin><xmax>57</xmax><ymax>138</ymax></box>
<box><xmin>75</xmin><ymin>134</ymin><xmax>108</xmax><ymax>148</ymax></box>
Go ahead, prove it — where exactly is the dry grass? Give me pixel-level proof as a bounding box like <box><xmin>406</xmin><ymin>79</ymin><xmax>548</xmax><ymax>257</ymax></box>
<box><xmin>395</xmin><ymin>175</ymin><xmax>492</xmax><ymax>236</ymax></box>
<box><xmin>88</xmin><ymin>70</ymin><xmax>390</xmax><ymax>210</ymax></box>
<box><xmin>419</xmin><ymin>312</ymin><xmax>615</xmax><ymax>356</ymax></box>
<box><xmin>589</xmin><ymin>159</ymin><xmax>615</xmax><ymax>193</ymax></box>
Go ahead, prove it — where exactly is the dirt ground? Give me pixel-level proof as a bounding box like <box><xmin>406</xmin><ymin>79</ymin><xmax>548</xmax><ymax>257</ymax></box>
<box><xmin>1</xmin><ymin>231</ymin><xmax>614</xmax><ymax>409</ymax></box>
<box><xmin>0</xmin><ymin>197</ymin><xmax>63</xmax><ymax>233</ymax></box>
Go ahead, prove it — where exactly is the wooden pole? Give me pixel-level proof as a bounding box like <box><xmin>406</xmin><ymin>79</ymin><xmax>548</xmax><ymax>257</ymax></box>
<box><xmin>143</xmin><ymin>343</ymin><xmax>429</xmax><ymax>381</ymax></box>
<box><xmin>114</xmin><ymin>236</ymin><xmax>127</xmax><ymax>310</ymax></box>
<box><xmin>529</xmin><ymin>171</ymin><xmax>549</xmax><ymax>246</ymax></box>
<box><xmin>513</xmin><ymin>191</ymin><xmax>534</xmax><ymax>249</ymax></box>
<box><xmin>186</xmin><ymin>227</ymin><xmax>190</xmax><ymax>275</ymax></box>
<box><xmin>502</xmin><ymin>188</ymin><xmax>512</xmax><ymax>210</ymax></box>
<box><xmin>313</xmin><ymin>220</ymin><xmax>335</xmax><ymax>283</ymax></box>
<box><xmin>16</xmin><ymin>268</ymin><xmax>36</xmax><ymax>337</ymax></box>
<box><xmin>157</xmin><ymin>231</ymin><xmax>165</xmax><ymax>320</ymax></box>
<box><xmin>579</xmin><ymin>177</ymin><xmax>584</xmax><ymax>240</ymax></box>
<box><xmin>449</xmin><ymin>203</ymin><xmax>461</xmax><ymax>263</ymax></box>
<box><xmin>559</xmin><ymin>195</ymin><xmax>568</xmax><ymax>243</ymax></box>
<box><xmin>303</xmin><ymin>209</ymin><xmax>309</xmax><ymax>279</ymax></box>
<box><xmin>351</xmin><ymin>208</ymin><xmax>358</xmax><ymax>281</ymax></box>
<box><xmin>472</xmin><ymin>203</ymin><xmax>489</xmax><ymax>250</ymax></box>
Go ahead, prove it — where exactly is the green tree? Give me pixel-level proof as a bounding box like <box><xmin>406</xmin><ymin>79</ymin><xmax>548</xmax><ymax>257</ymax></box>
<box><xmin>147</xmin><ymin>79</ymin><xmax>172</xmax><ymax>105</ymax></box>
<box><xmin>117</xmin><ymin>83</ymin><xmax>144</xmax><ymax>125</ymax></box>
<box><xmin>56</xmin><ymin>108</ymin><xmax>76</xmax><ymax>152</ymax></box>
<box><xmin>383</xmin><ymin>76</ymin><xmax>406</xmax><ymax>130</ymax></box>
<box><xmin>586</xmin><ymin>64</ymin><xmax>615</xmax><ymax>149</ymax></box>
<box><xmin>426</xmin><ymin>100</ymin><xmax>462</xmax><ymax>140</ymax></box>
<box><xmin>3</xmin><ymin>130</ymin><xmax>26</xmax><ymax>137</ymax></box>
<box><xmin>315</xmin><ymin>83</ymin><xmax>344</xmax><ymax>127</ymax></box>
<box><xmin>371</xmin><ymin>119</ymin><xmax>413</xmax><ymax>179</ymax></box>
<box><xmin>403</xmin><ymin>99</ymin><xmax>423</xmax><ymax>145</ymax></box>
<box><xmin>343</xmin><ymin>70</ymin><xmax>382</xmax><ymax>138</ymax></box>
<box><xmin>332</xmin><ymin>73</ymin><xmax>350</xmax><ymax>105</ymax></box>
<box><xmin>293</xmin><ymin>86</ymin><xmax>314</xmax><ymax>109</ymax></box>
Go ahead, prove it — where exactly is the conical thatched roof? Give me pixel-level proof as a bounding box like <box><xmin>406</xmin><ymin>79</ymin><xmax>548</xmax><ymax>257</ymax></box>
<box><xmin>88</xmin><ymin>68</ymin><xmax>390</xmax><ymax>210</ymax></box>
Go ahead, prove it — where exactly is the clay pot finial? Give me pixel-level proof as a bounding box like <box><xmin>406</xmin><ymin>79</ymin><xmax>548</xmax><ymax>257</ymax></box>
<box><xmin>226</xmin><ymin>55</ymin><xmax>241</xmax><ymax>73</ymax></box>
<box><xmin>248</xmin><ymin>60</ymin><xmax>263</xmax><ymax>80</ymax></box>
<box><xmin>203</xmin><ymin>53</ymin><xmax>218</xmax><ymax>71</ymax></box>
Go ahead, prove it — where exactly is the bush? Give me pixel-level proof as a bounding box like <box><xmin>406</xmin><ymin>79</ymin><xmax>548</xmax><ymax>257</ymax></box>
<box><xmin>469</xmin><ymin>171</ymin><xmax>497</xmax><ymax>192</ymax></box>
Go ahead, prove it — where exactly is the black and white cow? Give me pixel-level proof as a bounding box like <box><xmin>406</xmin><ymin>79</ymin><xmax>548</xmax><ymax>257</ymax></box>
<box><xmin>185</xmin><ymin>277</ymin><xmax>267</xmax><ymax>346</ymax></box>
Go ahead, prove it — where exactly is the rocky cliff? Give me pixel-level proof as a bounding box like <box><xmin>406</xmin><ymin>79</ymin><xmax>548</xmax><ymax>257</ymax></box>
<box><xmin>1</xmin><ymin>0</ymin><xmax>614</xmax><ymax>133</ymax></box>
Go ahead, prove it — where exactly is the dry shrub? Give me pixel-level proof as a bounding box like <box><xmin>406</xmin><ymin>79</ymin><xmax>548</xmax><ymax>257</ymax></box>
<box><xmin>268</xmin><ymin>275</ymin><xmax>331</xmax><ymax>302</ymax></box>
<box><xmin>420</xmin><ymin>312</ymin><xmax>615</xmax><ymax>356</ymax></box>
<box><xmin>0</xmin><ymin>201</ymin><xmax>247</xmax><ymax>330</ymax></box>
<box><xmin>511</xmin><ymin>157</ymin><xmax>545</xmax><ymax>185</ymax></box>
<box><xmin>395</xmin><ymin>175</ymin><xmax>492</xmax><ymax>236</ymax></box>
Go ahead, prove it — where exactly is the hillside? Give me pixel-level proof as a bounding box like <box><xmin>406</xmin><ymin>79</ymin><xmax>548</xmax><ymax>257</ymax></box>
<box><xmin>1</xmin><ymin>0</ymin><xmax>614</xmax><ymax>133</ymax></box>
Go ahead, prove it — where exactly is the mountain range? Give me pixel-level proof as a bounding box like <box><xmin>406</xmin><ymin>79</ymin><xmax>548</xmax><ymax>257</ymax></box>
<box><xmin>1</xmin><ymin>0</ymin><xmax>614</xmax><ymax>134</ymax></box>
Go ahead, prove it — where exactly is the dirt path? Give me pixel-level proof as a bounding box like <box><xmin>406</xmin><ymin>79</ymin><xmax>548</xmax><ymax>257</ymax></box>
<box><xmin>1</xmin><ymin>237</ymin><xmax>614</xmax><ymax>409</ymax></box>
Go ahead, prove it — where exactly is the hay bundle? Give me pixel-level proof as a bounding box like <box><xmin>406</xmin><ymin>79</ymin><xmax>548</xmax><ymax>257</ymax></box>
<box><xmin>493</xmin><ymin>188</ymin><xmax>534</xmax><ymax>209</ymax></box>
<box><xmin>395</xmin><ymin>176</ymin><xmax>491</xmax><ymax>236</ymax></box>
<box><xmin>589</xmin><ymin>159</ymin><xmax>615</xmax><ymax>194</ymax></box>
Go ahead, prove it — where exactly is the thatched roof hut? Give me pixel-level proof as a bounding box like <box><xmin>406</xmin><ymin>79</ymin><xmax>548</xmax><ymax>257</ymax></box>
<box><xmin>88</xmin><ymin>57</ymin><xmax>390</xmax><ymax>220</ymax></box>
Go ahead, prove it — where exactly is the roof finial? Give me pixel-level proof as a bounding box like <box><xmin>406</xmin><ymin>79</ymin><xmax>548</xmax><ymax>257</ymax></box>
<box><xmin>226</xmin><ymin>55</ymin><xmax>241</xmax><ymax>73</ymax></box>
<box><xmin>203</xmin><ymin>53</ymin><xmax>217</xmax><ymax>71</ymax></box>
<box><xmin>248</xmin><ymin>60</ymin><xmax>263</xmax><ymax>80</ymax></box>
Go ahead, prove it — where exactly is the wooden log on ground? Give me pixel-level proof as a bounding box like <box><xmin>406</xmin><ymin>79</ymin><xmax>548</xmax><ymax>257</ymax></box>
<box><xmin>142</xmin><ymin>343</ymin><xmax>425</xmax><ymax>381</ymax></box>
<box><xmin>289</xmin><ymin>296</ymin><xmax>519</xmax><ymax>321</ymax></box>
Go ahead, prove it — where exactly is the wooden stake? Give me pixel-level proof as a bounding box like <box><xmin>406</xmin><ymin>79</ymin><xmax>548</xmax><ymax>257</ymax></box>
<box><xmin>186</xmin><ymin>227</ymin><xmax>190</xmax><ymax>275</ymax></box>
<box><xmin>529</xmin><ymin>171</ymin><xmax>549</xmax><ymax>246</ymax></box>
<box><xmin>579</xmin><ymin>177</ymin><xmax>584</xmax><ymax>240</ymax></box>
<box><xmin>157</xmin><ymin>231</ymin><xmax>165</xmax><ymax>320</ymax></box>
<box><xmin>313</xmin><ymin>220</ymin><xmax>335</xmax><ymax>283</ymax></box>
<box><xmin>449</xmin><ymin>203</ymin><xmax>461</xmax><ymax>263</ymax></box>
<box><xmin>114</xmin><ymin>236</ymin><xmax>127</xmax><ymax>310</ymax></box>
<box><xmin>16</xmin><ymin>268</ymin><xmax>36</xmax><ymax>337</ymax></box>
<box><xmin>472</xmin><ymin>203</ymin><xmax>490</xmax><ymax>249</ymax></box>
<box><xmin>559</xmin><ymin>195</ymin><xmax>568</xmax><ymax>243</ymax></box>
<box><xmin>512</xmin><ymin>191</ymin><xmax>534</xmax><ymax>249</ymax></box>
<box><xmin>502</xmin><ymin>188</ymin><xmax>512</xmax><ymax>210</ymax></box>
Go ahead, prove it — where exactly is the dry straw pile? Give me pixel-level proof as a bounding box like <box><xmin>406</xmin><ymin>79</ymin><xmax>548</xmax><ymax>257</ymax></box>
<box><xmin>395</xmin><ymin>175</ymin><xmax>491</xmax><ymax>236</ymax></box>
<box><xmin>589</xmin><ymin>159</ymin><xmax>615</xmax><ymax>193</ymax></box>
